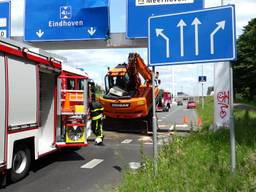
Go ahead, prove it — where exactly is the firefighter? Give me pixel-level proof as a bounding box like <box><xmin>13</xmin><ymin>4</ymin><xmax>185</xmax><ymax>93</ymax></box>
<box><xmin>89</xmin><ymin>94</ymin><xmax>104</xmax><ymax>145</ymax></box>
<box><xmin>154</xmin><ymin>71</ymin><xmax>160</xmax><ymax>87</ymax></box>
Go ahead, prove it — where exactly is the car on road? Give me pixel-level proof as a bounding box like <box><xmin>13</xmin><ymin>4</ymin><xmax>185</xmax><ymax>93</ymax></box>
<box><xmin>187</xmin><ymin>101</ymin><xmax>196</xmax><ymax>109</ymax></box>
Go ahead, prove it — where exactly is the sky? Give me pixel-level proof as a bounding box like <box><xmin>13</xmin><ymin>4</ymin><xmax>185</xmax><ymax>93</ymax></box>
<box><xmin>5</xmin><ymin>0</ymin><xmax>256</xmax><ymax>96</ymax></box>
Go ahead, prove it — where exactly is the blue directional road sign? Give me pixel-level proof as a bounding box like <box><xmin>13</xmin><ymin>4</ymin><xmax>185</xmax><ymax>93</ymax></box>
<box><xmin>127</xmin><ymin>0</ymin><xmax>204</xmax><ymax>38</ymax></box>
<box><xmin>198</xmin><ymin>76</ymin><xmax>207</xmax><ymax>82</ymax></box>
<box><xmin>0</xmin><ymin>1</ymin><xmax>10</xmax><ymax>38</ymax></box>
<box><xmin>148</xmin><ymin>5</ymin><xmax>236</xmax><ymax>66</ymax></box>
<box><xmin>24</xmin><ymin>0</ymin><xmax>110</xmax><ymax>41</ymax></box>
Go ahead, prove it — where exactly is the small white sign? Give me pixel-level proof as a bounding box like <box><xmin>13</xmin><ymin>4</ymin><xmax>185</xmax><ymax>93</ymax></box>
<box><xmin>136</xmin><ymin>0</ymin><xmax>194</xmax><ymax>6</ymax></box>
<box><xmin>0</xmin><ymin>18</ymin><xmax>7</xmax><ymax>27</ymax></box>
<box><xmin>214</xmin><ymin>62</ymin><xmax>231</xmax><ymax>129</ymax></box>
<box><xmin>0</xmin><ymin>30</ymin><xmax>7</xmax><ymax>38</ymax></box>
<box><xmin>60</xmin><ymin>6</ymin><xmax>72</xmax><ymax>20</ymax></box>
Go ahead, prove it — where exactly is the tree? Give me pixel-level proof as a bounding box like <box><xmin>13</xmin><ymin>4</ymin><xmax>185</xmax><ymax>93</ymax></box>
<box><xmin>233</xmin><ymin>18</ymin><xmax>256</xmax><ymax>100</ymax></box>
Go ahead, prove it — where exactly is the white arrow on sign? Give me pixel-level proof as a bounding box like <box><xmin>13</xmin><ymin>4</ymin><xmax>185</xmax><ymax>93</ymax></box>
<box><xmin>191</xmin><ymin>17</ymin><xmax>201</xmax><ymax>56</ymax></box>
<box><xmin>156</xmin><ymin>28</ymin><xmax>170</xmax><ymax>58</ymax></box>
<box><xmin>88</xmin><ymin>27</ymin><xmax>96</xmax><ymax>36</ymax></box>
<box><xmin>177</xmin><ymin>19</ymin><xmax>187</xmax><ymax>57</ymax></box>
<box><xmin>210</xmin><ymin>20</ymin><xmax>225</xmax><ymax>55</ymax></box>
<box><xmin>36</xmin><ymin>29</ymin><xmax>44</xmax><ymax>38</ymax></box>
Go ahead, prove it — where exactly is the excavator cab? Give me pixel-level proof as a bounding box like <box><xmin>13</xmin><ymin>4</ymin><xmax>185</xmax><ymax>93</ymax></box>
<box><xmin>103</xmin><ymin>64</ymin><xmax>134</xmax><ymax>99</ymax></box>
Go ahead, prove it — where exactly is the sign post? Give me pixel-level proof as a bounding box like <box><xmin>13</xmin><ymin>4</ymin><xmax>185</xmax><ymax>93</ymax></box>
<box><xmin>229</xmin><ymin>62</ymin><xmax>236</xmax><ymax>173</ymax></box>
<box><xmin>148</xmin><ymin>5</ymin><xmax>237</xmax><ymax>173</ymax></box>
<box><xmin>0</xmin><ymin>1</ymin><xmax>10</xmax><ymax>38</ymax></box>
<box><xmin>152</xmin><ymin>66</ymin><xmax>158</xmax><ymax>176</ymax></box>
<box><xmin>199</xmin><ymin>74</ymin><xmax>207</xmax><ymax>109</ymax></box>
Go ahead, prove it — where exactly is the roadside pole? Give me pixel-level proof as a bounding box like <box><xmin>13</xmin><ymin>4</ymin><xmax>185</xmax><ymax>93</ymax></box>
<box><xmin>201</xmin><ymin>64</ymin><xmax>204</xmax><ymax>109</ymax></box>
<box><xmin>229</xmin><ymin>62</ymin><xmax>236</xmax><ymax>173</ymax></box>
<box><xmin>172</xmin><ymin>66</ymin><xmax>175</xmax><ymax>98</ymax></box>
<box><xmin>219</xmin><ymin>0</ymin><xmax>236</xmax><ymax>174</ymax></box>
<box><xmin>201</xmin><ymin>82</ymin><xmax>204</xmax><ymax>109</ymax></box>
<box><xmin>152</xmin><ymin>66</ymin><xmax>158</xmax><ymax>176</ymax></box>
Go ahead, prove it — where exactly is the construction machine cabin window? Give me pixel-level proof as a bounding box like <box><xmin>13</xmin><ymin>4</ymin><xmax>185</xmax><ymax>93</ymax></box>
<box><xmin>103</xmin><ymin>74</ymin><xmax>135</xmax><ymax>98</ymax></box>
<box><xmin>105</xmin><ymin>74</ymin><xmax>129</xmax><ymax>93</ymax></box>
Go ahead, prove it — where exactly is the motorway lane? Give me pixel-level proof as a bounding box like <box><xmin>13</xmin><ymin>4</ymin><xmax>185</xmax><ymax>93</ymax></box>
<box><xmin>157</xmin><ymin>103</ymin><xmax>198</xmax><ymax>131</ymax></box>
<box><xmin>2</xmin><ymin>105</ymin><xmax>196</xmax><ymax>192</ymax></box>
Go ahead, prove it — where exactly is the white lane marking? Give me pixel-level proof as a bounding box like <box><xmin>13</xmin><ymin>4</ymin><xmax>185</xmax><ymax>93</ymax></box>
<box><xmin>175</xmin><ymin>124</ymin><xmax>189</xmax><ymax>128</ymax></box>
<box><xmin>158</xmin><ymin>119</ymin><xmax>163</xmax><ymax>122</ymax></box>
<box><xmin>138</xmin><ymin>136</ymin><xmax>152</xmax><ymax>144</ymax></box>
<box><xmin>169</xmin><ymin>125</ymin><xmax>174</xmax><ymax>131</ymax></box>
<box><xmin>162</xmin><ymin>117</ymin><xmax>166</xmax><ymax>119</ymax></box>
<box><xmin>121</xmin><ymin>139</ymin><xmax>133</xmax><ymax>144</ymax></box>
<box><xmin>81</xmin><ymin>159</ymin><xmax>104</xmax><ymax>169</ymax></box>
<box><xmin>158</xmin><ymin>124</ymin><xmax>168</xmax><ymax>128</ymax></box>
<box><xmin>144</xmin><ymin>142</ymin><xmax>153</xmax><ymax>145</ymax></box>
<box><xmin>138</xmin><ymin>136</ymin><xmax>152</xmax><ymax>141</ymax></box>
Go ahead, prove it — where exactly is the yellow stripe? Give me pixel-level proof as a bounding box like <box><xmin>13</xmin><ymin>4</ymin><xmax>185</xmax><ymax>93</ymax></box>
<box><xmin>91</xmin><ymin>108</ymin><xmax>104</xmax><ymax>113</ymax></box>
<box><xmin>92</xmin><ymin>114</ymin><xmax>103</xmax><ymax>120</ymax></box>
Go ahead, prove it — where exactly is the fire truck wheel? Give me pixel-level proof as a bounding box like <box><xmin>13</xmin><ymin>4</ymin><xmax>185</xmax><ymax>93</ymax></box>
<box><xmin>10</xmin><ymin>145</ymin><xmax>31</xmax><ymax>182</ymax></box>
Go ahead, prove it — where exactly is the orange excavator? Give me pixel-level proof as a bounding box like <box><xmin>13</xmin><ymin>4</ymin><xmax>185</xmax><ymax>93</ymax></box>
<box><xmin>99</xmin><ymin>53</ymin><xmax>159</xmax><ymax>132</ymax></box>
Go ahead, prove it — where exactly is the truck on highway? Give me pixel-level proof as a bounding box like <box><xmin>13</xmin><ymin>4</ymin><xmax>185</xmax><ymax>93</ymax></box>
<box><xmin>156</xmin><ymin>90</ymin><xmax>172</xmax><ymax>112</ymax></box>
<box><xmin>0</xmin><ymin>38</ymin><xmax>90</xmax><ymax>185</ymax></box>
<box><xmin>99</xmin><ymin>53</ymin><xmax>159</xmax><ymax>133</ymax></box>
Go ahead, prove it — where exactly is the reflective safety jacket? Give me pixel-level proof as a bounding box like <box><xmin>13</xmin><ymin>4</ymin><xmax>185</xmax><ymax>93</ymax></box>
<box><xmin>89</xmin><ymin>101</ymin><xmax>104</xmax><ymax>121</ymax></box>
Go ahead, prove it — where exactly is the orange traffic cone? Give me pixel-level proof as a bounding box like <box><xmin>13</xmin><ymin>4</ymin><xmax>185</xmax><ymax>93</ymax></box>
<box><xmin>197</xmin><ymin>117</ymin><xmax>202</xmax><ymax>127</ymax></box>
<box><xmin>62</xmin><ymin>92</ymin><xmax>72</xmax><ymax>112</ymax></box>
<box><xmin>183</xmin><ymin>116</ymin><xmax>189</xmax><ymax>124</ymax></box>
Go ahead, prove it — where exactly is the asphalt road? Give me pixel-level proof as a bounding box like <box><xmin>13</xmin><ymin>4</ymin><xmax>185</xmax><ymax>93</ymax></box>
<box><xmin>2</xmin><ymin>103</ymin><xmax>197</xmax><ymax>192</ymax></box>
<box><xmin>157</xmin><ymin>102</ymin><xmax>198</xmax><ymax>131</ymax></box>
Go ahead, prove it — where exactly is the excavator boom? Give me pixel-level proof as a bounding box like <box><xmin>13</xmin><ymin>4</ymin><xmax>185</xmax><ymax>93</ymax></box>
<box><xmin>128</xmin><ymin>53</ymin><xmax>152</xmax><ymax>83</ymax></box>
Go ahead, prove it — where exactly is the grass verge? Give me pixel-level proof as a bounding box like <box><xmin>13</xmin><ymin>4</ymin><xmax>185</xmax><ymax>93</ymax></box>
<box><xmin>117</xmin><ymin>97</ymin><xmax>256</xmax><ymax>192</ymax></box>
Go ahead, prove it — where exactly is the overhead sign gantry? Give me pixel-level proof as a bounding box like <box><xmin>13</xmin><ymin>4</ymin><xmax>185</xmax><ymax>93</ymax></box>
<box><xmin>0</xmin><ymin>1</ymin><xmax>10</xmax><ymax>38</ymax></box>
<box><xmin>24</xmin><ymin>0</ymin><xmax>110</xmax><ymax>41</ymax></box>
<box><xmin>127</xmin><ymin>0</ymin><xmax>204</xmax><ymax>38</ymax></box>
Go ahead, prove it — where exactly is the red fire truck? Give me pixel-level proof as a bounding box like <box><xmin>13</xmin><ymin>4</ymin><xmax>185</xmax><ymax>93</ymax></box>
<box><xmin>0</xmin><ymin>38</ymin><xmax>90</xmax><ymax>185</ymax></box>
<box><xmin>156</xmin><ymin>90</ymin><xmax>172</xmax><ymax>112</ymax></box>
